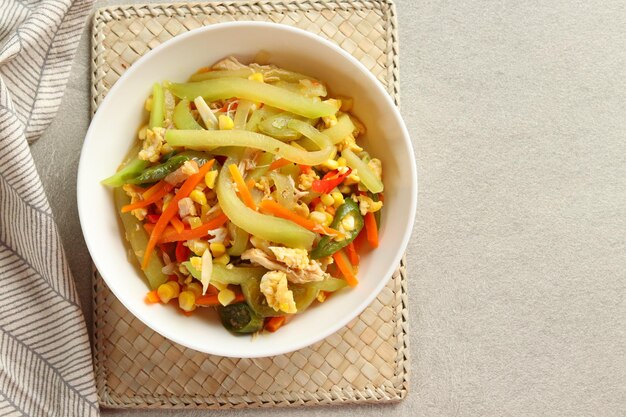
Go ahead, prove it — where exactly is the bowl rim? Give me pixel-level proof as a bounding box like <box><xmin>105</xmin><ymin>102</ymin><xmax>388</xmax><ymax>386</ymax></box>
<box><xmin>78</xmin><ymin>21</ymin><xmax>417</xmax><ymax>357</ymax></box>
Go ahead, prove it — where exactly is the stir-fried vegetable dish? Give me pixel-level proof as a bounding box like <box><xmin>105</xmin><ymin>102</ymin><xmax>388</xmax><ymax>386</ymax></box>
<box><xmin>103</xmin><ymin>55</ymin><xmax>384</xmax><ymax>334</ymax></box>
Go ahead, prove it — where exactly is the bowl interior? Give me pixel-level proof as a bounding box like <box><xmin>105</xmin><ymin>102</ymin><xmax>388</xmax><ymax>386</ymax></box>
<box><xmin>78</xmin><ymin>22</ymin><xmax>416</xmax><ymax>357</ymax></box>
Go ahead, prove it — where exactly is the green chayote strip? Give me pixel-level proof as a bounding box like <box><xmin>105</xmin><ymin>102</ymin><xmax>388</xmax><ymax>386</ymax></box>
<box><xmin>173</xmin><ymin>99</ymin><xmax>203</xmax><ymax>130</ymax></box>
<box><xmin>216</xmin><ymin>160</ymin><xmax>315</xmax><ymax>249</ymax></box>
<box><xmin>149</xmin><ymin>82</ymin><xmax>164</xmax><ymax>128</ymax></box>
<box><xmin>165</xmin><ymin>129</ymin><xmax>333</xmax><ymax>166</ymax></box>
<box><xmin>165</xmin><ymin>77</ymin><xmax>337</xmax><ymax>119</ymax></box>
<box><xmin>113</xmin><ymin>187</ymin><xmax>167</xmax><ymax>290</ymax></box>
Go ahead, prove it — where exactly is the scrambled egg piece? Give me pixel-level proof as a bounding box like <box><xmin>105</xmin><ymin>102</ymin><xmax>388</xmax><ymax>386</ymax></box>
<box><xmin>139</xmin><ymin>127</ymin><xmax>166</xmax><ymax>162</ymax></box>
<box><xmin>260</xmin><ymin>271</ymin><xmax>297</xmax><ymax>314</ymax></box>
<box><xmin>336</xmin><ymin>134</ymin><xmax>363</xmax><ymax>153</ymax></box>
<box><xmin>269</xmin><ymin>247</ymin><xmax>309</xmax><ymax>270</ymax></box>
<box><xmin>298</xmin><ymin>170</ymin><xmax>319</xmax><ymax>191</ymax></box>
<box><xmin>321</xmin><ymin>99</ymin><xmax>341</xmax><ymax>128</ymax></box>
<box><xmin>122</xmin><ymin>184</ymin><xmax>147</xmax><ymax>220</ymax></box>
<box><xmin>353</xmin><ymin>194</ymin><xmax>383</xmax><ymax>216</ymax></box>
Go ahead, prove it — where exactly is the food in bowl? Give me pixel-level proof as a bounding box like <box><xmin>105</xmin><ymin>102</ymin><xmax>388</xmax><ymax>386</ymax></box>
<box><xmin>102</xmin><ymin>55</ymin><xmax>385</xmax><ymax>335</ymax></box>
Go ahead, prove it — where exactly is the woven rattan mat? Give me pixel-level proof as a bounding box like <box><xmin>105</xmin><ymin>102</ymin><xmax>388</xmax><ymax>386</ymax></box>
<box><xmin>91</xmin><ymin>0</ymin><xmax>408</xmax><ymax>409</ymax></box>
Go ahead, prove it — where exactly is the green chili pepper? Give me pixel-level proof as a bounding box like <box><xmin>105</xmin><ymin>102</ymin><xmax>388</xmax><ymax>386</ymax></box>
<box><xmin>101</xmin><ymin>157</ymin><xmax>149</xmax><ymax>187</ymax></box>
<box><xmin>218</xmin><ymin>303</ymin><xmax>264</xmax><ymax>334</ymax></box>
<box><xmin>126</xmin><ymin>151</ymin><xmax>213</xmax><ymax>184</ymax></box>
<box><xmin>310</xmin><ymin>198</ymin><xmax>364</xmax><ymax>259</ymax></box>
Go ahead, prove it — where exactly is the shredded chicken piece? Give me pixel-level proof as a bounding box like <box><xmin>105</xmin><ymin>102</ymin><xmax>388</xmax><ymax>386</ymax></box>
<box><xmin>165</xmin><ymin>160</ymin><xmax>198</xmax><ymax>185</ymax></box>
<box><xmin>352</xmin><ymin>194</ymin><xmax>383</xmax><ymax>216</ymax></box>
<box><xmin>122</xmin><ymin>184</ymin><xmax>147</xmax><ymax>220</ymax></box>
<box><xmin>178</xmin><ymin>197</ymin><xmax>197</xmax><ymax>218</ymax></box>
<box><xmin>241</xmin><ymin>248</ymin><xmax>327</xmax><ymax>284</ymax></box>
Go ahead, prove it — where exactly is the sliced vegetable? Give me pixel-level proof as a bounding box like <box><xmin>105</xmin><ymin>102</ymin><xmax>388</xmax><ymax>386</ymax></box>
<box><xmin>194</xmin><ymin>96</ymin><xmax>218</xmax><ymax>129</ymax></box>
<box><xmin>114</xmin><ymin>187</ymin><xmax>167</xmax><ymax>289</ymax></box>
<box><xmin>310</xmin><ymin>276</ymin><xmax>348</xmax><ymax>292</ymax></box>
<box><xmin>227</xmin><ymin>225</ymin><xmax>249</xmax><ymax>256</ymax></box>
<box><xmin>200</xmin><ymin>247</ymin><xmax>213</xmax><ymax>294</ymax></box>
<box><xmin>364</xmin><ymin>211</ymin><xmax>379</xmax><ymax>248</ymax></box>
<box><xmin>166</xmin><ymin>129</ymin><xmax>333</xmax><ymax>166</ymax></box>
<box><xmin>270</xmin><ymin>171</ymin><xmax>297</xmax><ymax>210</ymax></box>
<box><xmin>341</xmin><ymin>149</ymin><xmax>384</xmax><ymax>193</ymax></box>
<box><xmin>233</xmin><ymin>99</ymin><xmax>254</xmax><ymax>130</ymax></box>
<box><xmin>126</xmin><ymin>151</ymin><xmax>213</xmax><ymax>185</ymax></box>
<box><xmin>149</xmin><ymin>83</ymin><xmax>164</xmax><ymax>128</ymax></box>
<box><xmin>321</xmin><ymin>114</ymin><xmax>356</xmax><ymax>144</ymax></box>
<box><xmin>259</xmin><ymin>112</ymin><xmax>305</xmax><ymax>140</ymax></box>
<box><xmin>265</xmin><ymin>316</ymin><xmax>286</xmax><ymax>333</ymax></box>
<box><xmin>258</xmin><ymin>200</ymin><xmax>343</xmax><ymax>238</ymax></box>
<box><xmin>228</xmin><ymin>163</ymin><xmax>256</xmax><ymax>210</ymax></box>
<box><xmin>142</xmin><ymin>160</ymin><xmax>215</xmax><ymax>269</ymax></box>
<box><xmin>196</xmin><ymin>292</ymin><xmax>245</xmax><ymax>306</ymax></box>
<box><xmin>246</xmin><ymin>105</ymin><xmax>280</xmax><ymax>132</ymax></box>
<box><xmin>333</xmin><ymin>249</ymin><xmax>358</xmax><ymax>287</ymax></box>
<box><xmin>165</xmin><ymin>78</ymin><xmax>337</xmax><ymax>118</ymax></box>
<box><xmin>218</xmin><ymin>303</ymin><xmax>264</xmax><ymax>334</ymax></box>
<box><xmin>184</xmin><ymin>262</ymin><xmax>266</xmax><ymax>286</ymax></box>
<box><xmin>121</xmin><ymin>181</ymin><xmax>174</xmax><ymax>213</ymax></box>
<box><xmin>144</xmin><ymin>212</ymin><xmax>228</xmax><ymax>243</ymax></box>
<box><xmin>346</xmin><ymin>241</ymin><xmax>359</xmax><ymax>266</ymax></box>
<box><xmin>216</xmin><ymin>161</ymin><xmax>316</xmax><ymax>249</ymax></box>
<box><xmin>310</xmin><ymin>198</ymin><xmax>364</xmax><ymax>259</ymax></box>
<box><xmin>101</xmin><ymin>158</ymin><xmax>149</xmax><ymax>187</ymax></box>
<box><xmin>241</xmin><ymin>276</ymin><xmax>318</xmax><ymax>317</ymax></box>
<box><xmin>189</xmin><ymin>68</ymin><xmax>254</xmax><ymax>82</ymax></box>
<box><xmin>311</xmin><ymin>168</ymin><xmax>352</xmax><ymax>194</ymax></box>
<box><xmin>173</xmin><ymin>99</ymin><xmax>203</xmax><ymax>130</ymax></box>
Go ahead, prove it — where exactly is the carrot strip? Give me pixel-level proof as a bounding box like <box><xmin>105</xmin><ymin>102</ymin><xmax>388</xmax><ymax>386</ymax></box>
<box><xmin>346</xmin><ymin>242</ymin><xmax>359</xmax><ymax>266</ymax></box>
<box><xmin>333</xmin><ymin>250</ymin><xmax>358</xmax><ymax>287</ymax></box>
<box><xmin>195</xmin><ymin>292</ymin><xmax>244</xmax><ymax>307</ymax></box>
<box><xmin>268</xmin><ymin>158</ymin><xmax>291</xmax><ymax>171</ymax></box>
<box><xmin>121</xmin><ymin>182</ymin><xmax>173</xmax><ymax>213</ymax></box>
<box><xmin>265</xmin><ymin>316</ymin><xmax>286</xmax><ymax>333</ymax></box>
<box><xmin>170</xmin><ymin>216</ymin><xmax>185</xmax><ymax>234</ymax></box>
<box><xmin>145</xmin><ymin>290</ymin><xmax>160</xmax><ymax>304</ymax></box>
<box><xmin>142</xmin><ymin>160</ymin><xmax>215</xmax><ymax>269</ymax></box>
<box><xmin>142</xmin><ymin>181</ymin><xmax>165</xmax><ymax>199</ymax></box>
<box><xmin>246</xmin><ymin>178</ymin><xmax>255</xmax><ymax>190</ymax></box>
<box><xmin>364</xmin><ymin>212</ymin><xmax>379</xmax><ymax>248</ymax></box>
<box><xmin>259</xmin><ymin>200</ymin><xmax>344</xmax><ymax>238</ymax></box>
<box><xmin>144</xmin><ymin>212</ymin><xmax>228</xmax><ymax>243</ymax></box>
<box><xmin>228</xmin><ymin>164</ymin><xmax>257</xmax><ymax>210</ymax></box>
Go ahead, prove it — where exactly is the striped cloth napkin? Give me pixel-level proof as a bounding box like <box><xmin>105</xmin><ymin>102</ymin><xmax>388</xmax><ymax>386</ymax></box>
<box><xmin>0</xmin><ymin>0</ymin><xmax>98</xmax><ymax>416</ymax></box>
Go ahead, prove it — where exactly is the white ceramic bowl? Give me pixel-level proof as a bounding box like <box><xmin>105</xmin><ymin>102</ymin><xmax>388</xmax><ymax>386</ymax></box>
<box><xmin>78</xmin><ymin>22</ymin><xmax>416</xmax><ymax>358</ymax></box>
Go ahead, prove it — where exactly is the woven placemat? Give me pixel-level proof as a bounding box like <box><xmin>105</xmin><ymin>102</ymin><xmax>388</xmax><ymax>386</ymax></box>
<box><xmin>91</xmin><ymin>0</ymin><xmax>408</xmax><ymax>409</ymax></box>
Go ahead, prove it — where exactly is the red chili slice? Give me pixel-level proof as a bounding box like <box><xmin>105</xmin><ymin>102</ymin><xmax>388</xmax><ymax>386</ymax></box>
<box><xmin>311</xmin><ymin>168</ymin><xmax>352</xmax><ymax>194</ymax></box>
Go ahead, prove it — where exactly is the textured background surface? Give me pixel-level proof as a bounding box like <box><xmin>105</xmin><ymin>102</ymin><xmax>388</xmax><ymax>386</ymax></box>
<box><xmin>31</xmin><ymin>1</ymin><xmax>626</xmax><ymax>416</ymax></box>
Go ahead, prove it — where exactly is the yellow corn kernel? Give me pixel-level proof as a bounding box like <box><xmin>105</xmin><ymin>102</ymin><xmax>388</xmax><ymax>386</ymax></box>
<box><xmin>337</xmin><ymin>157</ymin><xmax>347</xmax><ymax>167</ymax></box>
<box><xmin>190</xmin><ymin>256</ymin><xmax>202</xmax><ymax>270</ymax></box>
<box><xmin>248</xmin><ymin>72</ymin><xmax>264</xmax><ymax>83</ymax></box>
<box><xmin>209</xmin><ymin>242</ymin><xmax>226</xmax><ymax>258</ymax></box>
<box><xmin>213</xmin><ymin>254</ymin><xmax>230</xmax><ymax>265</ymax></box>
<box><xmin>178</xmin><ymin>290</ymin><xmax>196</xmax><ymax>312</ymax></box>
<box><xmin>205</xmin><ymin>170</ymin><xmax>218</xmax><ymax>189</ymax></box>
<box><xmin>138</xmin><ymin>125</ymin><xmax>148</xmax><ymax>140</ymax></box>
<box><xmin>185</xmin><ymin>282</ymin><xmax>203</xmax><ymax>298</ymax></box>
<box><xmin>323</xmin><ymin>212</ymin><xmax>334</xmax><ymax>226</ymax></box>
<box><xmin>218</xmin><ymin>288</ymin><xmax>236</xmax><ymax>306</ymax></box>
<box><xmin>157</xmin><ymin>281</ymin><xmax>180</xmax><ymax>303</ymax></box>
<box><xmin>341</xmin><ymin>214</ymin><xmax>355</xmax><ymax>232</ymax></box>
<box><xmin>144</xmin><ymin>96</ymin><xmax>152</xmax><ymax>112</ymax></box>
<box><xmin>184</xmin><ymin>275</ymin><xmax>193</xmax><ymax>285</ymax></box>
<box><xmin>316</xmin><ymin>291</ymin><xmax>327</xmax><ymax>303</ymax></box>
<box><xmin>187</xmin><ymin>216</ymin><xmax>202</xmax><ymax>229</ymax></box>
<box><xmin>331</xmin><ymin>191</ymin><xmax>344</xmax><ymax>207</ymax></box>
<box><xmin>189</xmin><ymin>189</ymin><xmax>207</xmax><ymax>206</ymax></box>
<box><xmin>309</xmin><ymin>211</ymin><xmax>326</xmax><ymax>225</ymax></box>
<box><xmin>322</xmin><ymin>159</ymin><xmax>339</xmax><ymax>170</ymax></box>
<box><xmin>162</xmin><ymin>193</ymin><xmax>173</xmax><ymax>211</ymax></box>
<box><xmin>187</xmin><ymin>239</ymin><xmax>208</xmax><ymax>256</ymax></box>
<box><xmin>339</xmin><ymin>185</ymin><xmax>351</xmax><ymax>194</ymax></box>
<box><xmin>320</xmin><ymin>193</ymin><xmax>334</xmax><ymax>207</ymax></box>
<box><xmin>314</xmin><ymin>202</ymin><xmax>326</xmax><ymax>213</ymax></box>
<box><xmin>219</xmin><ymin>114</ymin><xmax>234</xmax><ymax>130</ymax></box>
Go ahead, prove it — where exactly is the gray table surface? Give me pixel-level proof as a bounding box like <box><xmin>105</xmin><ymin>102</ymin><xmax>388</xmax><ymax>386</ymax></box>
<box><xmin>32</xmin><ymin>1</ymin><xmax>625</xmax><ymax>416</ymax></box>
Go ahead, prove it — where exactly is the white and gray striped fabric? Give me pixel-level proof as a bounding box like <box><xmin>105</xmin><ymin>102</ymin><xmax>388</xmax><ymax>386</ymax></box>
<box><xmin>0</xmin><ymin>0</ymin><xmax>98</xmax><ymax>416</ymax></box>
